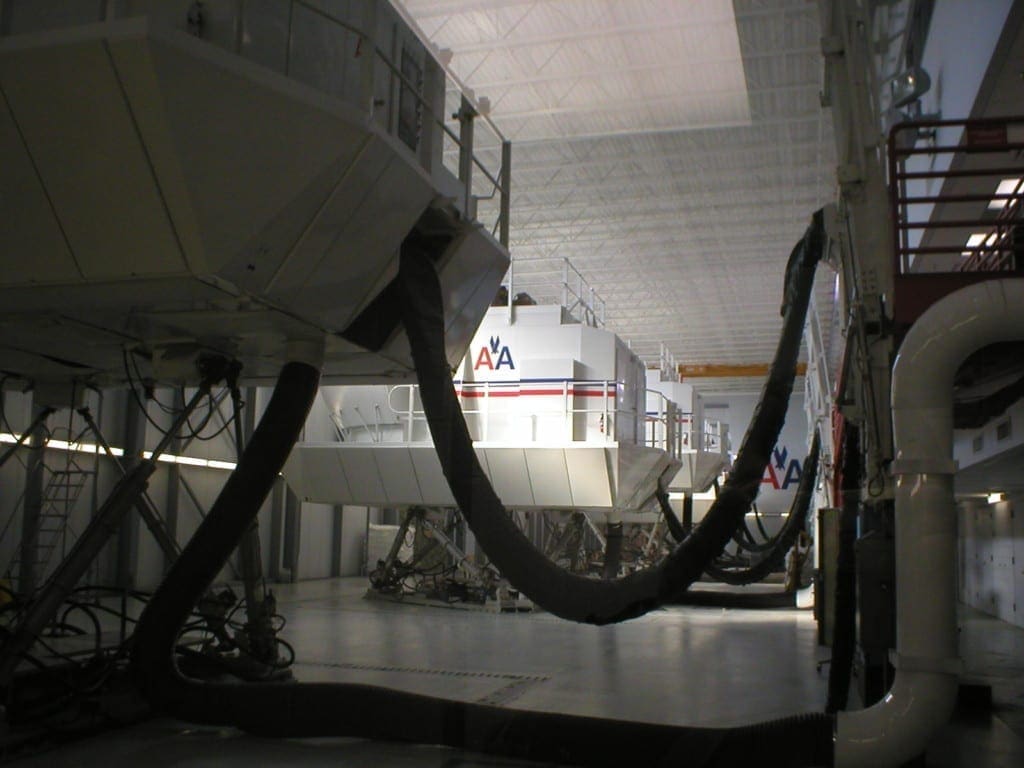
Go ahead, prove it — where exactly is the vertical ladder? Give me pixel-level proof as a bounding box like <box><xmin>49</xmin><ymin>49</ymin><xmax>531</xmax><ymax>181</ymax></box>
<box><xmin>8</xmin><ymin>462</ymin><xmax>93</xmax><ymax>593</ymax></box>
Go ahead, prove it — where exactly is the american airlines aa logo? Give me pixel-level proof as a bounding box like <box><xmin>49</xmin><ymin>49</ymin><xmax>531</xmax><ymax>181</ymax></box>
<box><xmin>762</xmin><ymin>444</ymin><xmax>802</xmax><ymax>490</ymax></box>
<box><xmin>473</xmin><ymin>336</ymin><xmax>515</xmax><ymax>371</ymax></box>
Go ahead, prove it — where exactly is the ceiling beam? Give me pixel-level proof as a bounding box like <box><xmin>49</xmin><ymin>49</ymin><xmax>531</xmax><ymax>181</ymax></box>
<box><xmin>467</xmin><ymin>46</ymin><xmax>819</xmax><ymax>91</ymax></box>
<box><xmin>506</xmin><ymin>111</ymin><xmax>832</xmax><ymax>150</ymax></box>
<box><xmin>678</xmin><ymin>362</ymin><xmax>808</xmax><ymax>378</ymax></box>
<box><xmin>424</xmin><ymin>17</ymin><xmax>739</xmax><ymax>56</ymax></box>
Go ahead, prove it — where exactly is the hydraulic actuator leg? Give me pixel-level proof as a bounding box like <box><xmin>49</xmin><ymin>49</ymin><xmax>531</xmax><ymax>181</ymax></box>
<box><xmin>229</xmin><ymin>375</ymin><xmax>280</xmax><ymax>668</ymax></box>
<box><xmin>0</xmin><ymin>363</ymin><xmax>225</xmax><ymax>685</ymax></box>
<box><xmin>77</xmin><ymin>406</ymin><xmax>182</xmax><ymax>566</ymax></box>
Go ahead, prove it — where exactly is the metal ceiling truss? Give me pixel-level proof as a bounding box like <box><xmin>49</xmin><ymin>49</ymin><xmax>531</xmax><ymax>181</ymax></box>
<box><xmin>399</xmin><ymin>0</ymin><xmax>838</xmax><ymax>393</ymax></box>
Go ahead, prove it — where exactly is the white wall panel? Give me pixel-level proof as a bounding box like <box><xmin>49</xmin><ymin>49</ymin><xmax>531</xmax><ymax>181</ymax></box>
<box><xmin>297</xmin><ymin>501</ymin><xmax>333</xmax><ymax>580</ymax></box>
<box><xmin>339</xmin><ymin>505</ymin><xmax>369</xmax><ymax>577</ymax></box>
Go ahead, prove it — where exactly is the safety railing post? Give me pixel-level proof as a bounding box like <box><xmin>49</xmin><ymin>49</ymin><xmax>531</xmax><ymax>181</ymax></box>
<box><xmin>563</xmin><ymin>380</ymin><xmax>570</xmax><ymax>441</ymax></box>
<box><xmin>507</xmin><ymin>260</ymin><xmax>514</xmax><ymax>323</ymax></box>
<box><xmin>457</xmin><ymin>95</ymin><xmax>476</xmax><ymax>217</ymax></box>
<box><xmin>603</xmin><ymin>382</ymin><xmax>610</xmax><ymax>442</ymax></box>
<box><xmin>500</xmin><ymin>140</ymin><xmax>511</xmax><ymax>249</ymax></box>
<box><xmin>562</xmin><ymin>259</ymin><xmax>569</xmax><ymax>311</ymax></box>
<box><xmin>407</xmin><ymin>385</ymin><xmax>414</xmax><ymax>442</ymax></box>
<box><xmin>482</xmin><ymin>380</ymin><xmax>489</xmax><ymax>442</ymax></box>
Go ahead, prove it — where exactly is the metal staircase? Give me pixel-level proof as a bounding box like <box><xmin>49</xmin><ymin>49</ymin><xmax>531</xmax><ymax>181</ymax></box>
<box><xmin>6</xmin><ymin>461</ymin><xmax>94</xmax><ymax>594</ymax></box>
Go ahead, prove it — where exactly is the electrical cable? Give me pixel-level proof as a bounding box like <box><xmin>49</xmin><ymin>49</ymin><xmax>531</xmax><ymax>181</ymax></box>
<box><xmin>702</xmin><ymin>431</ymin><xmax>821</xmax><ymax>586</ymax></box>
<box><xmin>395</xmin><ymin>210</ymin><xmax>825</xmax><ymax>624</ymax></box>
<box><xmin>122</xmin><ymin>349</ymin><xmax>185</xmax><ymax>437</ymax></box>
<box><xmin>122</xmin><ymin>349</ymin><xmax>237</xmax><ymax>442</ymax></box>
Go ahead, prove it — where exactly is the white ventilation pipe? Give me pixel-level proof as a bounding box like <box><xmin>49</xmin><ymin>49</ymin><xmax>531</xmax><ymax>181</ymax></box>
<box><xmin>835</xmin><ymin>279</ymin><xmax>1024</xmax><ymax>767</ymax></box>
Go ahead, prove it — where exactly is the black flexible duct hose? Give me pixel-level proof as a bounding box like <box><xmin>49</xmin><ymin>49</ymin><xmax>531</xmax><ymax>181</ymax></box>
<box><xmin>128</xmin><ymin>359</ymin><xmax>834</xmax><ymax>766</ymax></box>
<box><xmin>129</xmin><ymin>212</ymin><xmax>834</xmax><ymax>766</ymax></box>
<box><xmin>731</xmin><ymin>504</ymin><xmax>778</xmax><ymax>554</ymax></box>
<box><xmin>400</xmin><ymin>210</ymin><xmax>826</xmax><ymax>625</ymax></box>
<box><xmin>656</xmin><ymin>488</ymin><xmax>689</xmax><ymax>544</ymax></box>
<box><xmin>825</xmin><ymin>423</ymin><xmax>861</xmax><ymax>714</ymax></box>
<box><xmin>703</xmin><ymin>431</ymin><xmax>821</xmax><ymax>586</ymax></box>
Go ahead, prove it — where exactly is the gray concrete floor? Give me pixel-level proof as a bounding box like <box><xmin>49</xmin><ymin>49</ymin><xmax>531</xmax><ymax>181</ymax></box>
<box><xmin>7</xmin><ymin>577</ymin><xmax>1024</xmax><ymax>766</ymax></box>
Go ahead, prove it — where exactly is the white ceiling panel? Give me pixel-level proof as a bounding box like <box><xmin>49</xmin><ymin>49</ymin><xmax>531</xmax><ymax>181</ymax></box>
<box><xmin>400</xmin><ymin>0</ymin><xmax>750</xmax><ymax>141</ymax></box>
<box><xmin>397</xmin><ymin>0</ymin><xmax>837</xmax><ymax>394</ymax></box>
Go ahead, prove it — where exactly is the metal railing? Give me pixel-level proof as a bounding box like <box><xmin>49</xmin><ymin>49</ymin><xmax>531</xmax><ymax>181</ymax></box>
<box><xmin>358</xmin><ymin>383</ymin><xmax>728</xmax><ymax>465</ymax></box>
<box><xmin>387</xmin><ymin>381</ymin><xmax>644</xmax><ymax>447</ymax></box>
<box><xmin>281</xmin><ymin>1</ymin><xmax>510</xmax><ymax>246</ymax></box>
<box><xmin>501</xmin><ymin>258</ymin><xmax>607</xmax><ymax>327</ymax></box>
<box><xmin>645</xmin><ymin>400</ymin><xmax>728</xmax><ymax>461</ymax></box>
<box><xmin>644</xmin><ymin>391</ymin><xmax>681</xmax><ymax>460</ymax></box>
<box><xmin>24</xmin><ymin>1</ymin><xmax>512</xmax><ymax>248</ymax></box>
<box><xmin>889</xmin><ymin>116</ymin><xmax>1024</xmax><ymax>274</ymax></box>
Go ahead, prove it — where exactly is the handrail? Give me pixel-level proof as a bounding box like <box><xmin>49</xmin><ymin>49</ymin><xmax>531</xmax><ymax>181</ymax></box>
<box><xmin>0</xmin><ymin>0</ymin><xmax>512</xmax><ymax>247</ymax></box>
<box><xmin>888</xmin><ymin>115</ymin><xmax>1024</xmax><ymax>275</ymax></box>
<box><xmin>383</xmin><ymin>0</ymin><xmax>507</xmax><ymax>144</ymax></box>
<box><xmin>387</xmin><ymin>381</ymin><xmax>651</xmax><ymax>447</ymax></box>
<box><xmin>643</xmin><ymin>390</ymin><xmax>680</xmax><ymax>459</ymax></box>
<box><xmin>503</xmin><ymin>257</ymin><xmax>606</xmax><ymax>327</ymax></box>
<box><xmin>285</xmin><ymin>2</ymin><xmax>507</xmax><ymax>214</ymax></box>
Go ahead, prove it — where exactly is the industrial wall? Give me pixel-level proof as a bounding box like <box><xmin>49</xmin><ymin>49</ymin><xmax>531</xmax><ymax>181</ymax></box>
<box><xmin>0</xmin><ymin>381</ymin><xmax>381</xmax><ymax>595</ymax></box>
<box><xmin>959</xmin><ymin>494</ymin><xmax>1024</xmax><ymax>630</ymax></box>
<box><xmin>0</xmin><ymin>384</ymin><xmax>276</xmax><ymax>593</ymax></box>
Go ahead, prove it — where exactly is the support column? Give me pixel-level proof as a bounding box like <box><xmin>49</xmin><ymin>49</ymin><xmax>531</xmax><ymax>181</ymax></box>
<box><xmin>163</xmin><ymin>389</ymin><xmax>184</xmax><ymax>573</ymax></box>
<box><xmin>682</xmin><ymin>493</ymin><xmax>694</xmax><ymax>533</ymax></box>
<box><xmin>330</xmin><ymin>505</ymin><xmax>344</xmax><ymax>578</ymax></box>
<box><xmin>116</xmin><ymin>391</ymin><xmax>147</xmax><ymax>589</ymax></box>
<box><xmin>269</xmin><ymin>477</ymin><xmax>285</xmax><ymax>582</ymax></box>
<box><xmin>500</xmin><ymin>140</ymin><xmax>511</xmax><ymax>248</ymax></box>
<box><xmin>282</xmin><ymin>489</ymin><xmax>302</xmax><ymax>582</ymax></box>
<box><xmin>18</xmin><ymin>403</ymin><xmax>49</xmax><ymax>595</ymax></box>
<box><xmin>602</xmin><ymin>521</ymin><xmax>624</xmax><ymax>580</ymax></box>
<box><xmin>235</xmin><ymin>385</ymin><xmax>259</xmax><ymax>579</ymax></box>
<box><xmin>457</xmin><ymin>95</ymin><xmax>476</xmax><ymax>217</ymax></box>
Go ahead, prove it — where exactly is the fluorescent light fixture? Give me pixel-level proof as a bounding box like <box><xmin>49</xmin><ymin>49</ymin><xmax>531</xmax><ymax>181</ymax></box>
<box><xmin>1</xmin><ymin>432</ymin><xmax>123</xmax><ymax>457</ymax></box>
<box><xmin>142</xmin><ymin>451</ymin><xmax>234</xmax><ymax>470</ymax></box>
<box><xmin>174</xmin><ymin>455</ymin><xmax>209</xmax><ymax>467</ymax></box>
<box><xmin>988</xmin><ymin>178</ymin><xmax>1022</xmax><ymax>210</ymax></box>
<box><xmin>44</xmin><ymin>439</ymin><xmax>120</xmax><ymax>456</ymax></box>
<box><xmin>987</xmin><ymin>492</ymin><xmax>1004</xmax><ymax>504</ymax></box>
<box><xmin>2</xmin><ymin>432</ymin><xmax>232</xmax><ymax>470</ymax></box>
<box><xmin>962</xmin><ymin>232</ymin><xmax>987</xmax><ymax>256</ymax></box>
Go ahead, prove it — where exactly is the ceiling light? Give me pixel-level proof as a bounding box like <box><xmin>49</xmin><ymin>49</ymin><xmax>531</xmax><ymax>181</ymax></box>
<box><xmin>962</xmin><ymin>232</ymin><xmax>987</xmax><ymax>256</ymax></box>
<box><xmin>889</xmin><ymin>66</ymin><xmax>932</xmax><ymax>108</ymax></box>
<box><xmin>988</xmin><ymin>178</ymin><xmax>1022</xmax><ymax>210</ymax></box>
<box><xmin>987</xmin><ymin>492</ymin><xmax>1004</xmax><ymax>504</ymax></box>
